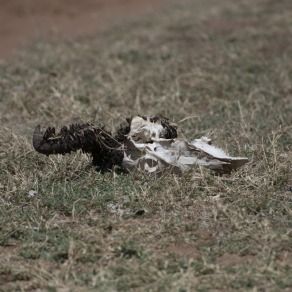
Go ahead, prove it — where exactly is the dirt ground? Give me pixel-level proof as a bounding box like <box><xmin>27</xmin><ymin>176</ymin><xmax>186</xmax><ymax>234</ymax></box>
<box><xmin>0</xmin><ymin>0</ymin><xmax>170</xmax><ymax>59</ymax></box>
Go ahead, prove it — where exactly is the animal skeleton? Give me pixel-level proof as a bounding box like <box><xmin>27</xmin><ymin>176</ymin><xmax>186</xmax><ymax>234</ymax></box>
<box><xmin>33</xmin><ymin>115</ymin><xmax>248</xmax><ymax>174</ymax></box>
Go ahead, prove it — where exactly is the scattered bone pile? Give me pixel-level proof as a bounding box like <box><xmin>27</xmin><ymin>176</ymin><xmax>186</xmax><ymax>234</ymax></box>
<box><xmin>33</xmin><ymin>116</ymin><xmax>248</xmax><ymax>174</ymax></box>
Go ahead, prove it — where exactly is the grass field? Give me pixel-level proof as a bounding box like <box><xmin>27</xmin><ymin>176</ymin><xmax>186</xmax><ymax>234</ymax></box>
<box><xmin>0</xmin><ymin>0</ymin><xmax>291</xmax><ymax>290</ymax></box>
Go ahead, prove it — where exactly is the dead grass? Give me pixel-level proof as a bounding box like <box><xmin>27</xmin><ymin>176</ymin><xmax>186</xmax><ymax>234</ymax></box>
<box><xmin>0</xmin><ymin>0</ymin><xmax>291</xmax><ymax>290</ymax></box>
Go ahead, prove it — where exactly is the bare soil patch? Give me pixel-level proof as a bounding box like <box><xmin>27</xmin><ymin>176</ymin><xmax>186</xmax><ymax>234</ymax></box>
<box><xmin>218</xmin><ymin>253</ymin><xmax>257</xmax><ymax>266</ymax></box>
<box><xmin>0</xmin><ymin>0</ymin><xmax>170</xmax><ymax>59</ymax></box>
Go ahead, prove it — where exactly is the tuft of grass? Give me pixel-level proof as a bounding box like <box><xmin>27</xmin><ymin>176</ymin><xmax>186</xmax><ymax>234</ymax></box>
<box><xmin>0</xmin><ymin>0</ymin><xmax>291</xmax><ymax>290</ymax></box>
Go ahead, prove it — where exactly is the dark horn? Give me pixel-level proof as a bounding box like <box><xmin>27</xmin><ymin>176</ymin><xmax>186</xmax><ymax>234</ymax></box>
<box><xmin>32</xmin><ymin>125</ymin><xmax>43</xmax><ymax>151</ymax></box>
<box><xmin>32</xmin><ymin>125</ymin><xmax>67</xmax><ymax>155</ymax></box>
<box><xmin>32</xmin><ymin>122</ymin><xmax>125</xmax><ymax>170</ymax></box>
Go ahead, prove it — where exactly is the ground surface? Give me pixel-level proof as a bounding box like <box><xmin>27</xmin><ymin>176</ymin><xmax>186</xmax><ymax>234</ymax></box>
<box><xmin>0</xmin><ymin>0</ymin><xmax>292</xmax><ymax>291</ymax></box>
<box><xmin>0</xmin><ymin>0</ymin><xmax>169</xmax><ymax>59</ymax></box>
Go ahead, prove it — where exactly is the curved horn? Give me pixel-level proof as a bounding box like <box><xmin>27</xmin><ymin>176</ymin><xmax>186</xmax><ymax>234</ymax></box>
<box><xmin>32</xmin><ymin>122</ymin><xmax>125</xmax><ymax>170</ymax></box>
<box><xmin>32</xmin><ymin>123</ymin><xmax>121</xmax><ymax>155</ymax></box>
<box><xmin>32</xmin><ymin>125</ymin><xmax>68</xmax><ymax>155</ymax></box>
<box><xmin>32</xmin><ymin>125</ymin><xmax>43</xmax><ymax>151</ymax></box>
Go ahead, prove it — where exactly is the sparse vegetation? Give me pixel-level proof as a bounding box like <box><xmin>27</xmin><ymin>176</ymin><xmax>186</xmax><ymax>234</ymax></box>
<box><xmin>0</xmin><ymin>0</ymin><xmax>291</xmax><ymax>290</ymax></box>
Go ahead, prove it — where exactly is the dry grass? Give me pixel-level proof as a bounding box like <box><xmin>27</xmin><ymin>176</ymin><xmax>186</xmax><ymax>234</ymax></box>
<box><xmin>0</xmin><ymin>0</ymin><xmax>291</xmax><ymax>290</ymax></box>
